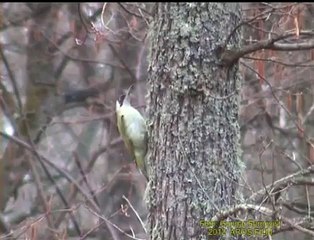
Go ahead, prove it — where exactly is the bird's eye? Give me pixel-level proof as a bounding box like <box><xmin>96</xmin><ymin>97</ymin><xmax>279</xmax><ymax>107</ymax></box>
<box><xmin>118</xmin><ymin>94</ymin><xmax>126</xmax><ymax>106</ymax></box>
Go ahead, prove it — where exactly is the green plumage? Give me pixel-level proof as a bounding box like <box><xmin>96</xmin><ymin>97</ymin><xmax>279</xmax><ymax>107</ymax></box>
<box><xmin>116</xmin><ymin>91</ymin><xmax>148</xmax><ymax>180</ymax></box>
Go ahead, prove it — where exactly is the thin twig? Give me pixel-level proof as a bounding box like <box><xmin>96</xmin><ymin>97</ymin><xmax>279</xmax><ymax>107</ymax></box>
<box><xmin>249</xmin><ymin>165</ymin><xmax>314</xmax><ymax>201</ymax></box>
<box><xmin>243</xmin><ymin>56</ymin><xmax>314</xmax><ymax>68</ymax></box>
<box><xmin>282</xmin><ymin>216</ymin><xmax>314</xmax><ymax>237</ymax></box>
<box><xmin>1</xmin><ymin>43</ymin><xmax>63</xmax><ymax>236</ymax></box>
<box><xmin>122</xmin><ymin>195</ymin><xmax>147</xmax><ymax>233</ymax></box>
<box><xmin>108</xmin><ymin>43</ymin><xmax>138</xmax><ymax>82</ymax></box>
<box><xmin>55</xmin><ymin>140</ymin><xmax>119</xmax><ymax>229</ymax></box>
<box><xmin>0</xmin><ymin>45</ymin><xmax>23</xmax><ymax>112</ymax></box>
<box><xmin>86</xmin><ymin>205</ymin><xmax>146</xmax><ymax>240</ymax></box>
<box><xmin>0</xmin><ymin>131</ymin><xmax>101</xmax><ymax>212</ymax></box>
<box><xmin>73</xmin><ymin>153</ymin><xmax>100</xmax><ymax>207</ymax></box>
<box><xmin>23</xmin><ymin>124</ymin><xmax>82</xmax><ymax>236</ymax></box>
<box><xmin>240</xmin><ymin>61</ymin><xmax>304</xmax><ymax>134</ymax></box>
<box><xmin>39</xmin><ymin>31</ymin><xmax>125</xmax><ymax>69</ymax></box>
<box><xmin>118</xmin><ymin>3</ymin><xmax>143</xmax><ymax>18</ymax></box>
<box><xmin>305</xmin><ymin>185</ymin><xmax>311</xmax><ymax>218</ymax></box>
<box><xmin>222</xmin><ymin>31</ymin><xmax>314</xmax><ymax>65</ymax></box>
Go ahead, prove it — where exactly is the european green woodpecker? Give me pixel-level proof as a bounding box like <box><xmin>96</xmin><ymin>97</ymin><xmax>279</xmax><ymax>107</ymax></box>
<box><xmin>116</xmin><ymin>85</ymin><xmax>148</xmax><ymax>180</ymax></box>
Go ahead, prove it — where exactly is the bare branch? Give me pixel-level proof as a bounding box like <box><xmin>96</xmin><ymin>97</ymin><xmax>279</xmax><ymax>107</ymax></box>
<box><xmin>271</xmin><ymin>39</ymin><xmax>314</xmax><ymax>51</ymax></box>
<box><xmin>73</xmin><ymin>153</ymin><xmax>100</xmax><ymax>207</ymax></box>
<box><xmin>85</xmin><ymin>205</ymin><xmax>146</xmax><ymax>240</ymax></box>
<box><xmin>0</xmin><ymin>131</ymin><xmax>101</xmax><ymax>213</ymax></box>
<box><xmin>249</xmin><ymin>165</ymin><xmax>314</xmax><ymax>201</ymax></box>
<box><xmin>108</xmin><ymin>43</ymin><xmax>138</xmax><ymax>82</ymax></box>
<box><xmin>243</xmin><ymin>56</ymin><xmax>314</xmax><ymax>68</ymax></box>
<box><xmin>283</xmin><ymin>217</ymin><xmax>314</xmax><ymax>237</ymax></box>
<box><xmin>211</xmin><ymin>204</ymin><xmax>314</xmax><ymax>237</ymax></box>
<box><xmin>211</xmin><ymin>203</ymin><xmax>274</xmax><ymax>222</ymax></box>
<box><xmin>118</xmin><ymin>3</ymin><xmax>143</xmax><ymax>19</ymax></box>
<box><xmin>122</xmin><ymin>195</ymin><xmax>147</xmax><ymax>233</ymax></box>
<box><xmin>0</xmin><ymin>45</ymin><xmax>23</xmax><ymax>112</ymax></box>
<box><xmin>240</xmin><ymin>61</ymin><xmax>304</xmax><ymax>134</ymax></box>
<box><xmin>221</xmin><ymin>31</ymin><xmax>314</xmax><ymax>65</ymax></box>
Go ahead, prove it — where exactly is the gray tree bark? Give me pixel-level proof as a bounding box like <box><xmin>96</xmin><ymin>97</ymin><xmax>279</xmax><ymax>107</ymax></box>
<box><xmin>147</xmin><ymin>3</ymin><xmax>243</xmax><ymax>239</ymax></box>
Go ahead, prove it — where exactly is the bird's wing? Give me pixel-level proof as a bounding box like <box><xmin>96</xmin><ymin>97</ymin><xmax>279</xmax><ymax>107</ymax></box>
<box><xmin>120</xmin><ymin>115</ymin><xmax>135</xmax><ymax>159</ymax></box>
<box><xmin>142</xmin><ymin>121</ymin><xmax>148</xmax><ymax>156</ymax></box>
<box><xmin>129</xmin><ymin>137</ymin><xmax>148</xmax><ymax>181</ymax></box>
<box><xmin>140</xmin><ymin>120</ymin><xmax>149</xmax><ymax>180</ymax></box>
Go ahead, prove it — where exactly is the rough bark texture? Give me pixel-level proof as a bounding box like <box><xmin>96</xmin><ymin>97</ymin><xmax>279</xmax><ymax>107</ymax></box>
<box><xmin>147</xmin><ymin>3</ymin><xmax>242</xmax><ymax>240</ymax></box>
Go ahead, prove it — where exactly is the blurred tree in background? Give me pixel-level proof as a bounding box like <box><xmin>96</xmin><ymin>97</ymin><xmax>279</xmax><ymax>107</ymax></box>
<box><xmin>0</xmin><ymin>3</ymin><xmax>152</xmax><ymax>239</ymax></box>
<box><xmin>0</xmin><ymin>2</ymin><xmax>314</xmax><ymax>240</ymax></box>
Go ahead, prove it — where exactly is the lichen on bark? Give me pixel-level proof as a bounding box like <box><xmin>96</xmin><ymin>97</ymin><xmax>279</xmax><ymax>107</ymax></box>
<box><xmin>147</xmin><ymin>3</ymin><xmax>243</xmax><ymax>239</ymax></box>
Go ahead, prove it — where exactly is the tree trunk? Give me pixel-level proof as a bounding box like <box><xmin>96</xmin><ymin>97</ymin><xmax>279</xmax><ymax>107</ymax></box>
<box><xmin>147</xmin><ymin>3</ymin><xmax>243</xmax><ymax>239</ymax></box>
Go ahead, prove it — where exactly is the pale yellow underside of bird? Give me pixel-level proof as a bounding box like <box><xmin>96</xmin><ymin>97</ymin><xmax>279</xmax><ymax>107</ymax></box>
<box><xmin>116</xmin><ymin>103</ymin><xmax>148</xmax><ymax>178</ymax></box>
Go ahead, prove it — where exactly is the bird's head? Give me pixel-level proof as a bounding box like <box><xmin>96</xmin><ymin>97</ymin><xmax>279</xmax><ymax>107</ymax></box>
<box><xmin>116</xmin><ymin>85</ymin><xmax>134</xmax><ymax>110</ymax></box>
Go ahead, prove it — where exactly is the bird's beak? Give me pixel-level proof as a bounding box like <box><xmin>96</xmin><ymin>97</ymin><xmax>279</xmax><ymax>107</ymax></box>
<box><xmin>125</xmin><ymin>84</ymin><xmax>134</xmax><ymax>100</ymax></box>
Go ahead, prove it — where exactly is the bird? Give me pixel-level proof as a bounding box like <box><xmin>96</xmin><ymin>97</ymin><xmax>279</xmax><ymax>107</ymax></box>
<box><xmin>116</xmin><ymin>85</ymin><xmax>148</xmax><ymax>180</ymax></box>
